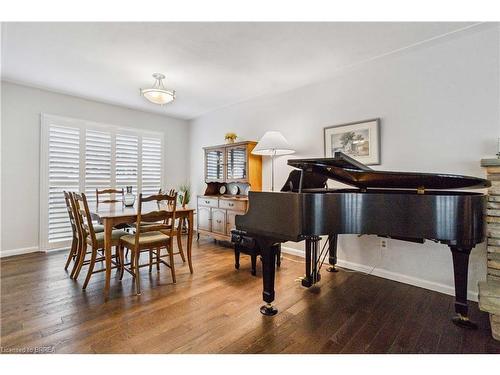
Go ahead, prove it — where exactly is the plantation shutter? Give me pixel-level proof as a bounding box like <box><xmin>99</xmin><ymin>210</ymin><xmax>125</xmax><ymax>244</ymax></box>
<box><xmin>116</xmin><ymin>134</ymin><xmax>139</xmax><ymax>194</ymax></box>
<box><xmin>141</xmin><ymin>137</ymin><xmax>162</xmax><ymax>196</ymax></box>
<box><xmin>85</xmin><ymin>129</ymin><xmax>112</xmax><ymax>202</ymax></box>
<box><xmin>47</xmin><ymin>124</ymin><xmax>80</xmax><ymax>244</ymax></box>
<box><xmin>41</xmin><ymin>114</ymin><xmax>164</xmax><ymax>251</ymax></box>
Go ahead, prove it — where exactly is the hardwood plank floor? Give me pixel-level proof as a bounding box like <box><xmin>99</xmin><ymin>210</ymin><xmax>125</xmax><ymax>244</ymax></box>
<box><xmin>1</xmin><ymin>237</ymin><xmax>499</xmax><ymax>354</ymax></box>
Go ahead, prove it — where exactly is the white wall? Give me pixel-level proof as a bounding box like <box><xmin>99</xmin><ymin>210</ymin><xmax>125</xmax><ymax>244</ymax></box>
<box><xmin>1</xmin><ymin>81</ymin><xmax>190</xmax><ymax>255</ymax></box>
<box><xmin>190</xmin><ymin>24</ymin><xmax>500</xmax><ymax>299</ymax></box>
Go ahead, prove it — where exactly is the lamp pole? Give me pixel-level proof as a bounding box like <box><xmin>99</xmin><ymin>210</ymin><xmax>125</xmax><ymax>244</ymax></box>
<box><xmin>271</xmin><ymin>149</ymin><xmax>276</xmax><ymax>192</ymax></box>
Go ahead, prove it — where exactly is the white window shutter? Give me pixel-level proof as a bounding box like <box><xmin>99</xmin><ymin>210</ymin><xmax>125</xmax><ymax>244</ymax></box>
<box><xmin>141</xmin><ymin>137</ymin><xmax>162</xmax><ymax>196</ymax></box>
<box><xmin>116</xmin><ymin>134</ymin><xmax>139</xmax><ymax>194</ymax></box>
<box><xmin>85</xmin><ymin>129</ymin><xmax>112</xmax><ymax>202</ymax></box>
<box><xmin>48</xmin><ymin>125</ymin><xmax>80</xmax><ymax>244</ymax></box>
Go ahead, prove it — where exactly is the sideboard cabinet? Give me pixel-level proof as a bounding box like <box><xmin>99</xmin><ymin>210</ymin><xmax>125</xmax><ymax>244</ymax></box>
<box><xmin>197</xmin><ymin>196</ymin><xmax>249</xmax><ymax>241</ymax></box>
<box><xmin>198</xmin><ymin>141</ymin><xmax>262</xmax><ymax>241</ymax></box>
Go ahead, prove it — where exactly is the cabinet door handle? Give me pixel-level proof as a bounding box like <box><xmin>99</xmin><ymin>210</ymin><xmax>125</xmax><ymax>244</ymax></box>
<box><xmin>205</xmin><ymin>200</ymin><xmax>210</xmax><ymax>204</ymax></box>
<box><xmin>216</xmin><ymin>220</ymin><xmax>222</xmax><ymax>224</ymax></box>
<box><xmin>228</xmin><ymin>203</ymin><xmax>234</xmax><ymax>207</ymax></box>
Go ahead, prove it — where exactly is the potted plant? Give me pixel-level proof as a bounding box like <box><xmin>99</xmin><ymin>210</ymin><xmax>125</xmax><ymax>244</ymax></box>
<box><xmin>225</xmin><ymin>132</ymin><xmax>237</xmax><ymax>144</ymax></box>
<box><xmin>178</xmin><ymin>183</ymin><xmax>191</xmax><ymax>233</ymax></box>
<box><xmin>178</xmin><ymin>183</ymin><xmax>191</xmax><ymax>208</ymax></box>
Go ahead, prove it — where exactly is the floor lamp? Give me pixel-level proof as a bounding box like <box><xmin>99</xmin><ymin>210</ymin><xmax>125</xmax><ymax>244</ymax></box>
<box><xmin>252</xmin><ymin>131</ymin><xmax>295</xmax><ymax>191</ymax></box>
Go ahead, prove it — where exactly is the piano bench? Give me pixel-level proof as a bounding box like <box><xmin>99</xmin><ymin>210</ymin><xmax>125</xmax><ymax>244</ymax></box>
<box><xmin>234</xmin><ymin>243</ymin><xmax>281</xmax><ymax>276</ymax></box>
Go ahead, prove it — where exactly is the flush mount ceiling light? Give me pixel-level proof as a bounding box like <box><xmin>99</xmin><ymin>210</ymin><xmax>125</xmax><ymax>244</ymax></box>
<box><xmin>140</xmin><ymin>73</ymin><xmax>176</xmax><ymax>105</ymax></box>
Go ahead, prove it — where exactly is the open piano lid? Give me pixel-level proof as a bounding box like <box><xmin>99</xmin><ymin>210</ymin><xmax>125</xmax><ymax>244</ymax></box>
<box><xmin>288</xmin><ymin>152</ymin><xmax>490</xmax><ymax>190</ymax></box>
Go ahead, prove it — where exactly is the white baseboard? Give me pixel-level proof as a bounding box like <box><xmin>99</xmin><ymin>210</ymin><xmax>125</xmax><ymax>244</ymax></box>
<box><xmin>280</xmin><ymin>245</ymin><xmax>478</xmax><ymax>302</ymax></box>
<box><xmin>0</xmin><ymin>246</ymin><xmax>40</xmax><ymax>258</ymax></box>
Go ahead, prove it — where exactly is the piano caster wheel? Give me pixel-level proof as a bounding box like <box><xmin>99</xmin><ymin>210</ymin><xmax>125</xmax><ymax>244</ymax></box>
<box><xmin>260</xmin><ymin>303</ymin><xmax>278</xmax><ymax>316</ymax></box>
<box><xmin>327</xmin><ymin>266</ymin><xmax>339</xmax><ymax>273</ymax></box>
<box><xmin>452</xmin><ymin>314</ymin><xmax>478</xmax><ymax>329</ymax></box>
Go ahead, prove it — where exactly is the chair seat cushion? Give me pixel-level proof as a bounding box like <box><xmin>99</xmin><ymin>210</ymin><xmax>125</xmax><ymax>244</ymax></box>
<box><xmin>93</xmin><ymin>224</ymin><xmax>104</xmax><ymax>233</ymax></box>
<box><xmin>88</xmin><ymin>229</ymin><xmax>129</xmax><ymax>245</ymax></box>
<box><xmin>120</xmin><ymin>231</ymin><xmax>171</xmax><ymax>247</ymax></box>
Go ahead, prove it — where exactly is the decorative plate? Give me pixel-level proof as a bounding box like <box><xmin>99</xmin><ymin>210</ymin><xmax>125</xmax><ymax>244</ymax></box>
<box><xmin>228</xmin><ymin>184</ymin><xmax>239</xmax><ymax>195</ymax></box>
<box><xmin>219</xmin><ymin>185</ymin><xmax>226</xmax><ymax>194</ymax></box>
<box><xmin>242</xmin><ymin>184</ymin><xmax>251</xmax><ymax>195</ymax></box>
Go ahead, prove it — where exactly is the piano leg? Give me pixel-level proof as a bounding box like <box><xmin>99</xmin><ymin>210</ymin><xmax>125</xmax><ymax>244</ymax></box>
<box><xmin>251</xmin><ymin>254</ymin><xmax>257</xmax><ymax>276</ymax></box>
<box><xmin>327</xmin><ymin>234</ymin><xmax>339</xmax><ymax>273</ymax></box>
<box><xmin>259</xmin><ymin>240</ymin><xmax>279</xmax><ymax>316</ymax></box>
<box><xmin>450</xmin><ymin>246</ymin><xmax>478</xmax><ymax>329</ymax></box>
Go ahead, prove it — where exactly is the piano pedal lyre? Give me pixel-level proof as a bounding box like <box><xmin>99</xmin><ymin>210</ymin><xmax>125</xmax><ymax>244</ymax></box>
<box><xmin>451</xmin><ymin>313</ymin><xmax>478</xmax><ymax>329</ymax></box>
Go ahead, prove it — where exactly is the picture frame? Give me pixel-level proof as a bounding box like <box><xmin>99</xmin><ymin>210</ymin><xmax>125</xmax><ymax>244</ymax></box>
<box><xmin>324</xmin><ymin>118</ymin><xmax>381</xmax><ymax>165</ymax></box>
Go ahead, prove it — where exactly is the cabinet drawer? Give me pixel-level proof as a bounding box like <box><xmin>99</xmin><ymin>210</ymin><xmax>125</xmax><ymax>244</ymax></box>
<box><xmin>198</xmin><ymin>197</ymin><xmax>219</xmax><ymax>208</ymax></box>
<box><xmin>219</xmin><ymin>199</ymin><xmax>246</xmax><ymax>211</ymax></box>
<box><xmin>211</xmin><ymin>208</ymin><xmax>227</xmax><ymax>235</ymax></box>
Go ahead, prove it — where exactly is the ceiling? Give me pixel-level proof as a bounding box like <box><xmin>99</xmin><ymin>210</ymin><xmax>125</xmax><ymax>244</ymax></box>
<box><xmin>1</xmin><ymin>22</ymin><xmax>476</xmax><ymax>120</ymax></box>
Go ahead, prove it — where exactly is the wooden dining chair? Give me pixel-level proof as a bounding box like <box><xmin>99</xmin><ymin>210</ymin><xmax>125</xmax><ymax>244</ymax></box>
<box><xmin>162</xmin><ymin>189</ymin><xmax>186</xmax><ymax>263</ymax></box>
<box><xmin>96</xmin><ymin>187</ymin><xmax>131</xmax><ymax>232</ymax></box>
<box><xmin>119</xmin><ymin>192</ymin><xmax>178</xmax><ymax>295</ymax></box>
<box><xmin>72</xmin><ymin>192</ymin><xmax>128</xmax><ymax>288</ymax></box>
<box><xmin>96</xmin><ymin>188</ymin><xmax>124</xmax><ymax>205</ymax></box>
<box><xmin>136</xmin><ymin>189</ymin><xmax>186</xmax><ymax>264</ymax></box>
<box><xmin>63</xmin><ymin>191</ymin><xmax>79</xmax><ymax>272</ymax></box>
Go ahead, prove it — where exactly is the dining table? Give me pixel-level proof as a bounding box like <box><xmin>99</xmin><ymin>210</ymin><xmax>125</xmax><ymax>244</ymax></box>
<box><xmin>88</xmin><ymin>201</ymin><xmax>195</xmax><ymax>297</ymax></box>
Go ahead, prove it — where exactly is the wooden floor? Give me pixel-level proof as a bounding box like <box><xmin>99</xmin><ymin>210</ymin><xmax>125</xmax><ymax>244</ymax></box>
<box><xmin>1</xmin><ymin>237</ymin><xmax>500</xmax><ymax>354</ymax></box>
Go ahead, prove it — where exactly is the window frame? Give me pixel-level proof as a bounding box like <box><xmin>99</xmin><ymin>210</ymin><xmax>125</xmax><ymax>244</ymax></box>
<box><xmin>39</xmin><ymin>113</ymin><xmax>165</xmax><ymax>251</ymax></box>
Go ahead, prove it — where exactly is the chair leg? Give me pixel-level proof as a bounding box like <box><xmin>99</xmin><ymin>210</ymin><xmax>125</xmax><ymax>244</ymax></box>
<box><xmin>156</xmin><ymin>247</ymin><xmax>160</xmax><ymax>271</ymax></box>
<box><xmin>114</xmin><ymin>246</ymin><xmax>120</xmax><ymax>268</ymax></box>
<box><xmin>134</xmin><ymin>249</ymin><xmax>141</xmax><ymax>295</ymax></box>
<box><xmin>251</xmin><ymin>253</ymin><xmax>257</xmax><ymax>276</ymax></box>
<box><xmin>119</xmin><ymin>246</ymin><xmax>125</xmax><ymax>280</ymax></box>
<box><xmin>69</xmin><ymin>237</ymin><xmax>81</xmax><ymax>278</ymax></box>
<box><xmin>72</xmin><ymin>240</ymin><xmax>87</xmax><ymax>280</ymax></box>
<box><xmin>168</xmin><ymin>241</ymin><xmax>176</xmax><ymax>284</ymax></box>
<box><xmin>65</xmin><ymin>237</ymin><xmax>77</xmax><ymax>270</ymax></box>
<box><xmin>82</xmin><ymin>247</ymin><xmax>98</xmax><ymax>289</ymax></box>
<box><xmin>234</xmin><ymin>248</ymin><xmax>240</xmax><ymax>270</ymax></box>
<box><xmin>149</xmin><ymin>249</ymin><xmax>153</xmax><ymax>273</ymax></box>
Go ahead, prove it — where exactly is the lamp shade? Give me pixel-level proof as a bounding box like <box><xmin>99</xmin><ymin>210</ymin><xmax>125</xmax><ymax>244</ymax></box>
<box><xmin>252</xmin><ymin>131</ymin><xmax>295</xmax><ymax>156</ymax></box>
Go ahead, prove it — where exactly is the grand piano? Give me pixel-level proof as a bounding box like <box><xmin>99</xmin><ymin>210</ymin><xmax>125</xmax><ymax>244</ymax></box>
<box><xmin>232</xmin><ymin>152</ymin><xmax>490</xmax><ymax>329</ymax></box>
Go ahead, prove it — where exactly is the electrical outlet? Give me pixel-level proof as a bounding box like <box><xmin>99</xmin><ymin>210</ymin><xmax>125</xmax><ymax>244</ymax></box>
<box><xmin>380</xmin><ymin>238</ymin><xmax>388</xmax><ymax>250</ymax></box>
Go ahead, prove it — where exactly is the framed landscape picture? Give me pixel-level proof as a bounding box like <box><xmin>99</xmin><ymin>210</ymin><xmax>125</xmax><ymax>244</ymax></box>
<box><xmin>324</xmin><ymin>118</ymin><xmax>380</xmax><ymax>165</ymax></box>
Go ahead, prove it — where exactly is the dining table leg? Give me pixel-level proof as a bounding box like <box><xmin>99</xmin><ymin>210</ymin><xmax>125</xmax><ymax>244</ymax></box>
<box><xmin>103</xmin><ymin>217</ymin><xmax>113</xmax><ymax>298</ymax></box>
<box><xmin>187</xmin><ymin>211</ymin><xmax>194</xmax><ymax>274</ymax></box>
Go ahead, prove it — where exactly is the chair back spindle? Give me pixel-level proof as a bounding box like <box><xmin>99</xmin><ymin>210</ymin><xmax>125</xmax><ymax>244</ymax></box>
<box><xmin>63</xmin><ymin>191</ymin><xmax>78</xmax><ymax>237</ymax></box>
<box><xmin>73</xmin><ymin>193</ymin><xmax>99</xmax><ymax>248</ymax></box>
<box><xmin>96</xmin><ymin>188</ymin><xmax>124</xmax><ymax>205</ymax></box>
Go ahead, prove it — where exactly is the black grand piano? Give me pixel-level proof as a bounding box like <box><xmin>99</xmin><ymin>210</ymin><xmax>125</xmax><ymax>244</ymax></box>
<box><xmin>232</xmin><ymin>152</ymin><xmax>490</xmax><ymax>329</ymax></box>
